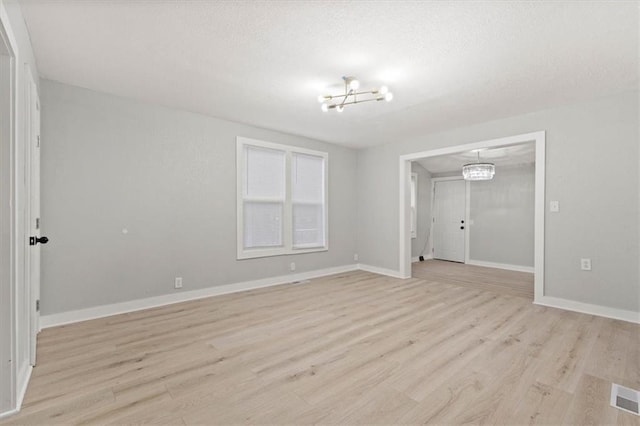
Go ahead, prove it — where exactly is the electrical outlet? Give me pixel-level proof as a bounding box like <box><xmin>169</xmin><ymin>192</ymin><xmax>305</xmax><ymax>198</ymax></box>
<box><xmin>550</xmin><ymin>201</ymin><xmax>560</xmax><ymax>212</ymax></box>
<box><xmin>290</xmin><ymin>262</ymin><xmax>296</xmax><ymax>272</ymax></box>
<box><xmin>354</xmin><ymin>253</ymin><xmax>359</xmax><ymax>262</ymax></box>
<box><xmin>175</xmin><ymin>277</ymin><xmax>183</xmax><ymax>289</ymax></box>
<box><xmin>580</xmin><ymin>259</ymin><xmax>592</xmax><ymax>271</ymax></box>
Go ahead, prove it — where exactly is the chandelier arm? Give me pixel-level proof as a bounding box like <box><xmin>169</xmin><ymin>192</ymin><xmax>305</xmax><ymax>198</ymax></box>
<box><xmin>326</xmin><ymin>97</ymin><xmax>383</xmax><ymax>109</ymax></box>
<box><xmin>324</xmin><ymin>89</ymin><xmax>379</xmax><ymax>99</ymax></box>
<box><xmin>339</xmin><ymin>89</ymin><xmax>354</xmax><ymax>107</ymax></box>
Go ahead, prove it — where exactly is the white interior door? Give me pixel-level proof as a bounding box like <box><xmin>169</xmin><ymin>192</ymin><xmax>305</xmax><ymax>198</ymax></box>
<box><xmin>433</xmin><ymin>179</ymin><xmax>466</xmax><ymax>262</ymax></box>
<box><xmin>25</xmin><ymin>68</ymin><xmax>41</xmax><ymax>366</ymax></box>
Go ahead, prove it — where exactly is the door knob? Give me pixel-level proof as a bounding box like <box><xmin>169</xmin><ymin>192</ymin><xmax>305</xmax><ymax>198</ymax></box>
<box><xmin>460</xmin><ymin>226</ymin><xmax>465</xmax><ymax>230</ymax></box>
<box><xmin>29</xmin><ymin>236</ymin><xmax>49</xmax><ymax>246</ymax></box>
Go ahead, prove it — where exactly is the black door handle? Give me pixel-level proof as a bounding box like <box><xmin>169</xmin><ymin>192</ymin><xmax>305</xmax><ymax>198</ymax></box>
<box><xmin>460</xmin><ymin>226</ymin><xmax>465</xmax><ymax>230</ymax></box>
<box><xmin>29</xmin><ymin>236</ymin><xmax>49</xmax><ymax>246</ymax></box>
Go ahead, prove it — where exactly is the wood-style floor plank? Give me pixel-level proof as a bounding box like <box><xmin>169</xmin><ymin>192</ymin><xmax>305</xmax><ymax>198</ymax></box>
<box><xmin>2</xmin><ymin>262</ymin><xmax>638</xmax><ymax>425</ymax></box>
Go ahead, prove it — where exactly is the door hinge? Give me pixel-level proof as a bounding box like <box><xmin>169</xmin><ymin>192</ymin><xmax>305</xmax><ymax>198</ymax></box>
<box><xmin>36</xmin><ymin>218</ymin><xmax>40</xmax><ymax>230</ymax></box>
<box><xmin>36</xmin><ymin>135</ymin><xmax>40</xmax><ymax>147</ymax></box>
<box><xmin>36</xmin><ymin>300</ymin><xmax>40</xmax><ymax>312</ymax></box>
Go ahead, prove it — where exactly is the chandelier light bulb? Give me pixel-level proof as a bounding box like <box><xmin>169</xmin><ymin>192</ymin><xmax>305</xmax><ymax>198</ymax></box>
<box><xmin>379</xmin><ymin>85</ymin><xmax>389</xmax><ymax>95</ymax></box>
<box><xmin>321</xmin><ymin>103</ymin><xmax>329</xmax><ymax>112</ymax></box>
<box><xmin>336</xmin><ymin>105</ymin><xmax>344</xmax><ymax>112</ymax></box>
<box><xmin>317</xmin><ymin>95</ymin><xmax>326</xmax><ymax>103</ymax></box>
<box><xmin>384</xmin><ymin>92</ymin><xmax>394</xmax><ymax>102</ymax></box>
<box><xmin>349</xmin><ymin>79</ymin><xmax>360</xmax><ymax>90</ymax></box>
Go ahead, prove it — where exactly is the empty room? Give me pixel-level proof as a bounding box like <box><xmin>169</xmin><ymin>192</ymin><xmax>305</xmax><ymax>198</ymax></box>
<box><xmin>0</xmin><ymin>1</ymin><xmax>638</xmax><ymax>424</ymax></box>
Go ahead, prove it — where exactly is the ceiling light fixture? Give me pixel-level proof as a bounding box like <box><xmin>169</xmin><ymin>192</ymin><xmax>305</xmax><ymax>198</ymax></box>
<box><xmin>462</xmin><ymin>151</ymin><xmax>495</xmax><ymax>181</ymax></box>
<box><xmin>319</xmin><ymin>76</ymin><xmax>392</xmax><ymax>112</ymax></box>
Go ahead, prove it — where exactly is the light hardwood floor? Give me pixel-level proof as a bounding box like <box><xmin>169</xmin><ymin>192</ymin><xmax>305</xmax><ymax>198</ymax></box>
<box><xmin>413</xmin><ymin>260</ymin><xmax>535</xmax><ymax>299</ymax></box>
<box><xmin>2</xmin><ymin>263</ymin><xmax>638</xmax><ymax>425</ymax></box>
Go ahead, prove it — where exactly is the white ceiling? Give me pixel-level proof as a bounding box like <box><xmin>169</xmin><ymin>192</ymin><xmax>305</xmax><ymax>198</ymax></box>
<box><xmin>20</xmin><ymin>1</ymin><xmax>638</xmax><ymax>149</ymax></box>
<box><xmin>415</xmin><ymin>143</ymin><xmax>535</xmax><ymax>174</ymax></box>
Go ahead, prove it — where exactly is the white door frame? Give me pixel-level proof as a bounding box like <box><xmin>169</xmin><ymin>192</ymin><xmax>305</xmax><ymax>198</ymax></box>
<box><xmin>399</xmin><ymin>131</ymin><xmax>546</xmax><ymax>302</ymax></box>
<box><xmin>429</xmin><ymin>176</ymin><xmax>471</xmax><ymax>263</ymax></box>
<box><xmin>0</xmin><ymin>3</ymin><xmax>17</xmax><ymax>417</ymax></box>
<box><xmin>24</xmin><ymin>65</ymin><xmax>39</xmax><ymax>366</ymax></box>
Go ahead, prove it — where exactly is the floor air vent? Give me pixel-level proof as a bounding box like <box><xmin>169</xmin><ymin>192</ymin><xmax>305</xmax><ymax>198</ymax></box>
<box><xmin>611</xmin><ymin>383</ymin><xmax>640</xmax><ymax>416</ymax></box>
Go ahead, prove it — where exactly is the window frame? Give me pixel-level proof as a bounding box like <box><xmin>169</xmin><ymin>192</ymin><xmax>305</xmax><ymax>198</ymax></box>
<box><xmin>236</xmin><ymin>136</ymin><xmax>329</xmax><ymax>260</ymax></box>
<box><xmin>410</xmin><ymin>172</ymin><xmax>418</xmax><ymax>239</ymax></box>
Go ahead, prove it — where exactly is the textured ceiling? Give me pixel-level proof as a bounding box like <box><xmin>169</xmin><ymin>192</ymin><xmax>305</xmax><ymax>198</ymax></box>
<box><xmin>415</xmin><ymin>143</ymin><xmax>535</xmax><ymax>174</ymax></box>
<box><xmin>20</xmin><ymin>1</ymin><xmax>639</xmax><ymax>148</ymax></box>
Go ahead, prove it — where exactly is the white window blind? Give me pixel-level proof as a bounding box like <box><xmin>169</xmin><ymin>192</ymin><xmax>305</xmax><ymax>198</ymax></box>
<box><xmin>237</xmin><ymin>137</ymin><xmax>328</xmax><ymax>259</ymax></box>
<box><xmin>242</xmin><ymin>145</ymin><xmax>285</xmax><ymax>249</ymax></box>
<box><xmin>292</xmin><ymin>153</ymin><xmax>325</xmax><ymax>249</ymax></box>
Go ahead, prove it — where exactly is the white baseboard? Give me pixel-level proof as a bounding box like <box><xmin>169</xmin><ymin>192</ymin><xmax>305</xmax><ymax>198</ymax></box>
<box><xmin>0</xmin><ymin>365</ymin><xmax>34</xmax><ymax>420</ymax></box>
<box><xmin>41</xmin><ymin>264</ymin><xmax>359</xmax><ymax>329</ymax></box>
<box><xmin>16</xmin><ymin>365</ymin><xmax>32</xmax><ymax>412</ymax></box>
<box><xmin>535</xmin><ymin>296</ymin><xmax>640</xmax><ymax>324</ymax></box>
<box><xmin>357</xmin><ymin>263</ymin><xmax>407</xmax><ymax>279</ymax></box>
<box><xmin>466</xmin><ymin>259</ymin><xmax>534</xmax><ymax>273</ymax></box>
<box><xmin>0</xmin><ymin>408</ymin><xmax>18</xmax><ymax>420</ymax></box>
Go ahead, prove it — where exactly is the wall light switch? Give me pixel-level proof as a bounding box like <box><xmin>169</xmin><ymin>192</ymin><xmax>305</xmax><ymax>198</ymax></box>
<box><xmin>290</xmin><ymin>262</ymin><xmax>296</xmax><ymax>272</ymax></box>
<box><xmin>580</xmin><ymin>258</ymin><xmax>592</xmax><ymax>271</ymax></box>
<box><xmin>550</xmin><ymin>201</ymin><xmax>560</xmax><ymax>212</ymax></box>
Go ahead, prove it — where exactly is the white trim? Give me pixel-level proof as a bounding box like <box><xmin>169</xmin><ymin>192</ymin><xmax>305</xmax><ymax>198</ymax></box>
<box><xmin>399</xmin><ymin>131</ymin><xmax>546</xmax><ymax>301</ymax></box>
<box><xmin>464</xmin><ymin>180</ymin><xmax>470</xmax><ymax>263</ymax></box>
<box><xmin>236</xmin><ymin>137</ymin><xmax>329</xmax><ymax>260</ymax></box>
<box><xmin>466</xmin><ymin>259</ymin><xmax>535</xmax><ymax>273</ymax></box>
<box><xmin>40</xmin><ymin>264</ymin><xmax>358</xmax><ymax>329</ymax></box>
<box><xmin>535</xmin><ymin>296</ymin><xmax>640</xmax><ymax>324</ymax></box>
<box><xmin>533</xmin><ymin>133</ymin><xmax>546</xmax><ymax>302</ymax></box>
<box><xmin>15</xmin><ymin>365</ymin><xmax>31</xmax><ymax>413</ymax></box>
<box><xmin>357</xmin><ymin>263</ymin><xmax>407</xmax><ymax>279</ymax></box>
<box><xmin>0</xmin><ymin>3</ymin><xmax>19</xmax><ymax>418</ymax></box>
<box><xmin>398</xmin><ymin>157</ymin><xmax>411</xmax><ymax>279</ymax></box>
<box><xmin>0</xmin><ymin>408</ymin><xmax>18</xmax><ymax>420</ymax></box>
<box><xmin>410</xmin><ymin>172</ymin><xmax>418</xmax><ymax>238</ymax></box>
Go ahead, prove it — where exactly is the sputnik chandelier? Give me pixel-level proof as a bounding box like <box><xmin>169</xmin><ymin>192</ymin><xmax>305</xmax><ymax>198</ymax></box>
<box><xmin>318</xmin><ymin>76</ymin><xmax>393</xmax><ymax>112</ymax></box>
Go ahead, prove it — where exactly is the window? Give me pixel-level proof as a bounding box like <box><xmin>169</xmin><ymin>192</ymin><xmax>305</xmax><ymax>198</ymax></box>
<box><xmin>410</xmin><ymin>172</ymin><xmax>418</xmax><ymax>239</ymax></box>
<box><xmin>237</xmin><ymin>137</ymin><xmax>328</xmax><ymax>259</ymax></box>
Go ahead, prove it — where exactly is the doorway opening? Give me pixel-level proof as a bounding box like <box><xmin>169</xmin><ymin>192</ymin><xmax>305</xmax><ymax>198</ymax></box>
<box><xmin>398</xmin><ymin>131</ymin><xmax>545</xmax><ymax>302</ymax></box>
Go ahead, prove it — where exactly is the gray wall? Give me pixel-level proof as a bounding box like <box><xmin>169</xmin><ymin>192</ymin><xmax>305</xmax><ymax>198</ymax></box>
<box><xmin>411</xmin><ymin>162</ymin><xmax>432</xmax><ymax>259</ymax></box>
<box><xmin>40</xmin><ymin>80</ymin><xmax>358</xmax><ymax>315</ymax></box>
<box><xmin>469</xmin><ymin>164</ymin><xmax>534</xmax><ymax>267</ymax></box>
<box><xmin>357</xmin><ymin>91</ymin><xmax>639</xmax><ymax>312</ymax></box>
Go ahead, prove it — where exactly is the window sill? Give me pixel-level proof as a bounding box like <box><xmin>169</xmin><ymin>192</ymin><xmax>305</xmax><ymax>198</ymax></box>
<box><xmin>237</xmin><ymin>246</ymin><xmax>328</xmax><ymax>260</ymax></box>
